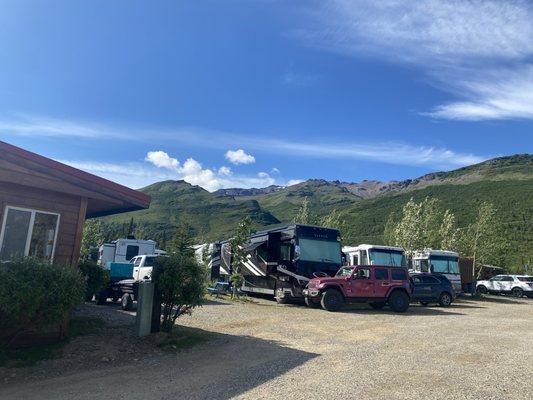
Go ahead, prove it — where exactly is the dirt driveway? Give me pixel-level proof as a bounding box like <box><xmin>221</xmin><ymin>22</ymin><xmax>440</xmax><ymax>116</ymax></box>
<box><xmin>1</xmin><ymin>296</ymin><xmax>532</xmax><ymax>400</ymax></box>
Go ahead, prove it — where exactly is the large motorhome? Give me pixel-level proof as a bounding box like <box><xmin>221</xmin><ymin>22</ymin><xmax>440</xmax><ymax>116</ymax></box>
<box><xmin>211</xmin><ymin>224</ymin><xmax>343</xmax><ymax>302</ymax></box>
<box><xmin>411</xmin><ymin>249</ymin><xmax>462</xmax><ymax>293</ymax></box>
<box><xmin>342</xmin><ymin>244</ymin><xmax>407</xmax><ymax>267</ymax></box>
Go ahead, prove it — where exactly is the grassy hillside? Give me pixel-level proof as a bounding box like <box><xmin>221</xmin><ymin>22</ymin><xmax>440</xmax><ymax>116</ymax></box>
<box><xmin>102</xmin><ymin>180</ymin><xmax>279</xmax><ymax>242</ymax></box>
<box><xmin>338</xmin><ymin>180</ymin><xmax>533</xmax><ymax>267</ymax></box>
<box><xmin>243</xmin><ymin>179</ymin><xmax>361</xmax><ymax>221</ymax></box>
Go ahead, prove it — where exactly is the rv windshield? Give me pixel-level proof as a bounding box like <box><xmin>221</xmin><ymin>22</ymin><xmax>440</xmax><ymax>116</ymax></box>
<box><xmin>369</xmin><ymin>249</ymin><xmax>406</xmax><ymax>266</ymax></box>
<box><xmin>430</xmin><ymin>256</ymin><xmax>459</xmax><ymax>274</ymax></box>
<box><xmin>298</xmin><ymin>238</ymin><xmax>341</xmax><ymax>264</ymax></box>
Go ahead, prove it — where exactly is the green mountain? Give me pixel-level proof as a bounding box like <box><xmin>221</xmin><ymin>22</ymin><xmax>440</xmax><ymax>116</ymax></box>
<box><xmin>102</xmin><ymin>180</ymin><xmax>279</xmax><ymax>243</ymax></box>
<box><xmin>101</xmin><ymin>154</ymin><xmax>533</xmax><ymax>268</ymax></box>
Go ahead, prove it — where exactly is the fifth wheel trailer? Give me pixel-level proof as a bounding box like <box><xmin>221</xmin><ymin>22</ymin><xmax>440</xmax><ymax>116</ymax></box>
<box><xmin>211</xmin><ymin>224</ymin><xmax>343</xmax><ymax>303</ymax></box>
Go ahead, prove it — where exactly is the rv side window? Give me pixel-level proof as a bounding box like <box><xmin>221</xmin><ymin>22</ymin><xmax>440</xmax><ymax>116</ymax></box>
<box><xmin>279</xmin><ymin>243</ymin><xmax>291</xmax><ymax>262</ymax></box>
<box><xmin>126</xmin><ymin>245</ymin><xmax>139</xmax><ymax>261</ymax></box>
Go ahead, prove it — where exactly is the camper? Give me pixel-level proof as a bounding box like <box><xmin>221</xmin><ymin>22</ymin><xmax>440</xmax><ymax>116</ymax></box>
<box><xmin>98</xmin><ymin>236</ymin><xmax>160</xmax><ymax>266</ymax></box>
<box><xmin>342</xmin><ymin>244</ymin><xmax>407</xmax><ymax>267</ymax></box>
<box><xmin>212</xmin><ymin>224</ymin><xmax>343</xmax><ymax>303</ymax></box>
<box><xmin>411</xmin><ymin>249</ymin><xmax>462</xmax><ymax>294</ymax></box>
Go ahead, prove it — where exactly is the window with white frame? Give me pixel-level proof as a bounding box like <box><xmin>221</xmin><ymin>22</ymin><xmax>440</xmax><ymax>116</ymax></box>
<box><xmin>0</xmin><ymin>206</ymin><xmax>60</xmax><ymax>262</ymax></box>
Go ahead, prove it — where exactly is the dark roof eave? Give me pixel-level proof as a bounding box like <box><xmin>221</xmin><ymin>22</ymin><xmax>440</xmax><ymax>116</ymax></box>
<box><xmin>86</xmin><ymin>205</ymin><xmax>146</xmax><ymax>219</ymax></box>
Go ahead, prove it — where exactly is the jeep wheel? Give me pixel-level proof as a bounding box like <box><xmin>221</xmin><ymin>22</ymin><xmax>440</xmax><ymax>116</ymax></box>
<box><xmin>476</xmin><ymin>285</ymin><xmax>487</xmax><ymax>295</ymax></box>
<box><xmin>320</xmin><ymin>289</ymin><xmax>344</xmax><ymax>312</ymax></box>
<box><xmin>369</xmin><ymin>302</ymin><xmax>385</xmax><ymax>310</ymax></box>
<box><xmin>439</xmin><ymin>292</ymin><xmax>452</xmax><ymax>307</ymax></box>
<box><xmin>511</xmin><ymin>287</ymin><xmax>524</xmax><ymax>298</ymax></box>
<box><xmin>121</xmin><ymin>294</ymin><xmax>133</xmax><ymax>311</ymax></box>
<box><xmin>388</xmin><ymin>291</ymin><xmax>409</xmax><ymax>313</ymax></box>
<box><xmin>305</xmin><ymin>297</ymin><xmax>320</xmax><ymax>308</ymax></box>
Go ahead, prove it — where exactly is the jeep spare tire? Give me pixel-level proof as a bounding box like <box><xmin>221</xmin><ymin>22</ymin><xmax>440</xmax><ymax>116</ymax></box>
<box><xmin>388</xmin><ymin>291</ymin><xmax>409</xmax><ymax>313</ymax></box>
<box><xmin>321</xmin><ymin>289</ymin><xmax>344</xmax><ymax>312</ymax></box>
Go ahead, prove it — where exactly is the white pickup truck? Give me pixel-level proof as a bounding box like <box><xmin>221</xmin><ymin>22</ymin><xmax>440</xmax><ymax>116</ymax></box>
<box><xmin>130</xmin><ymin>254</ymin><xmax>159</xmax><ymax>281</ymax></box>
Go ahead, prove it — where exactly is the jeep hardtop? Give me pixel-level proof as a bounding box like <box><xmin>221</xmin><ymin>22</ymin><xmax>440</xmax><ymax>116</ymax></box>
<box><xmin>303</xmin><ymin>265</ymin><xmax>412</xmax><ymax>312</ymax></box>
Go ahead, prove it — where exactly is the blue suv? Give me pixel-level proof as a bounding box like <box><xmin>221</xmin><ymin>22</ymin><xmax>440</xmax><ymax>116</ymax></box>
<box><xmin>410</xmin><ymin>273</ymin><xmax>455</xmax><ymax>307</ymax></box>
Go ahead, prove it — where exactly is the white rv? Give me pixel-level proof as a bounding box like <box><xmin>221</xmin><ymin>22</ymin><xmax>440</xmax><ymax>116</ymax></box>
<box><xmin>98</xmin><ymin>237</ymin><xmax>157</xmax><ymax>266</ymax></box>
<box><xmin>411</xmin><ymin>249</ymin><xmax>462</xmax><ymax>293</ymax></box>
<box><xmin>342</xmin><ymin>244</ymin><xmax>407</xmax><ymax>267</ymax></box>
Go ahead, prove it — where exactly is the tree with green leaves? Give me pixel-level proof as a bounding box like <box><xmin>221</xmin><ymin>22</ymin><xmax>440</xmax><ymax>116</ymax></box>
<box><xmin>229</xmin><ymin>217</ymin><xmax>252</xmax><ymax>298</ymax></box>
<box><xmin>317</xmin><ymin>208</ymin><xmax>346</xmax><ymax>232</ymax></box>
<box><xmin>152</xmin><ymin>224</ymin><xmax>205</xmax><ymax>333</ymax></box>
<box><xmin>384</xmin><ymin>197</ymin><xmax>460</xmax><ymax>256</ymax></box>
<box><xmin>457</xmin><ymin>202</ymin><xmax>508</xmax><ymax>274</ymax></box>
<box><xmin>168</xmin><ymin>225</ymin><xmax>195</xmax><ymax>259</ymax></box>
<box><xmin>80</xmin><ymin>219</ymin><xmax>104</xmax><ymax>261</ymax></box>
<box><xmin>293</xmin><ymin>197</ymin><xmax>310</xmax><ymax>224</ymax></box>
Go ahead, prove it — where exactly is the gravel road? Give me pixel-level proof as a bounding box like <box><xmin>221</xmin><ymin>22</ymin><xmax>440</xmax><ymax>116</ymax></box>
<box><xmin>1</xmin><ymin>295</ymin><xmax>532</xmax><ymax>400</ymax></box>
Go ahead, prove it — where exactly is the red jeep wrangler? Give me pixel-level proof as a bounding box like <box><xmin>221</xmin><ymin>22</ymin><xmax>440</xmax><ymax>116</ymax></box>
<box><xmin>303</xmin><ymin>265</ymin><xmax>412</xmax><ymax>312</ymax></box>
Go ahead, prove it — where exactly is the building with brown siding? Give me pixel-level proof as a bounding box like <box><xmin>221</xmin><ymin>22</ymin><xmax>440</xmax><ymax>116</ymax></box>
<box><xmin>0</xmin><ymin>141</ymin><xmax>151</xmax><ymax>265</ymax></box>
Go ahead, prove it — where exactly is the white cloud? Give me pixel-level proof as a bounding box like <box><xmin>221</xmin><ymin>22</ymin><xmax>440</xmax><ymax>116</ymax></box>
<box><xmin>0</xmin><ymin>114</ymin><xmax>123</xmax><ymax>139</ymax></box>
<box><xmin>303</xmin><ymin>0</ymin><xmax>533</xmax><ymax>121</ymax></box>
<box><xmin>145</xmin><ymin>150</ymin><xmax>180</xmax><ymax>170</ymax></box>
<box><xmin>218</xmin><ymin>166</ymin><xmax>232</xmax><ymax>176</ymax></box>
<box><xmin>271</xmin><ymin>167</ymin><xmax>280</xmax><ymax>174</ymax></box>
<box><xmin>225</xmin><ymin>149</ymin><xmax>256</xmax><ymax>165</ymax></box>
<box><xmin>142</xmin><ymin>150</ymin><xmax>275</xmax><ymax>191</ymax></box>
<box><xmin>286</xmin><ymin>179</ymin><xmax>304</xmax><ymax>186</ymax></box>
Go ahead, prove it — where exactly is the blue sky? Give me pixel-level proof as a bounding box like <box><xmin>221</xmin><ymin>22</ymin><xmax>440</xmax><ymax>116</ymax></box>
<box><xmin>0</xmin><ymin>0</ymin><xmax>532</xmax><ymax>191</ymax></box>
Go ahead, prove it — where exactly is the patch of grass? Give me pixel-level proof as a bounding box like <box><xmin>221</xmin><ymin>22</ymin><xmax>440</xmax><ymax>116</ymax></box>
<box><xmin>0</xmin><ymin>316</ymin><xmax>104</xmax><ymax>368</ymax></box>
<box><xmin>156</xmin><ymin>327</ymin><xmax>211</xmax><ymax>351</ymax></box>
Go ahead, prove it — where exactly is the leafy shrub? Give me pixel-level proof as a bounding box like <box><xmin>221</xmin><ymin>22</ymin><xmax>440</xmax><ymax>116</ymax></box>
<box><xmin>0</xmin><ymin>258</ymin><xmax>85</xmax><ymax>348</ymax></box>
<box><xmin>78</xmin><ymin>261</ymin><xmax>109</xmax><ymax>301</ymax></box>
<box><xmin>152</xmin><ymin>254</ymin><xmax>206</xmax><ymax>333</ymax></box>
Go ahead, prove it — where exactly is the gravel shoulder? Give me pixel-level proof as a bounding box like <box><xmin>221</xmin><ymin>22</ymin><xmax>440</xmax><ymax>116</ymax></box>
<box><xmin>1</xmin><ymin>295</ymin><xmax>532</xmax><ymax>400</ymax></box>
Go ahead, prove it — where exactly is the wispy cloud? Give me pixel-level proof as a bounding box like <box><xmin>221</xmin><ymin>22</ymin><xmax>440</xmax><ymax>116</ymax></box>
<box><xmin>17</xmin><ymin>114</ymin><xmax>487</xmax><ymax>170</ymax></box>
<box><xmin>0</xmin><ymin>114</ymin><xmax>128</xmax><ymax>139</ymax></box>
<box><xmin>301</xmin><ymin>0</ymin><xmax>533</xmax><ymax>121</ymax></box>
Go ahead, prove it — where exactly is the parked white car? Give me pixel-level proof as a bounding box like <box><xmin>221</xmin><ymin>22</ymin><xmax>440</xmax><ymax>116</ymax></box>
<box><xmin>476</xmin><ymin>275</ymin><xmax>533</xmax><ymax>298</ymax></box>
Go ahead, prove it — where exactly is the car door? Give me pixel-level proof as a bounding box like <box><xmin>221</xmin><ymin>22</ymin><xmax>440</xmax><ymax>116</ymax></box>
<box><xmin>373</xmin><ymin>268</ymin><xmax>390</xmax><ymax>298</ymax></box>
<box><xmin>132</xmin><ymin>257</ymin><xmax>142</xmax><ymax>280</ymax></box>
<box><xmin>500</xmin><ymin>276</ymin><xmax>514</xmax><ymax>293</ymax></box>
<box><xmin>412</xmin><ymin>275</ymin><xmax>431</xmax><ymax>300</ymax></box>
<box><xmin>487</xmin><ymin>276</ymin><xmax>501</xmax><ymax>292</ymax></box>
<box><xmin>350</xmin><ymin>267</ymin><xmax>374</xmax><ymax>298</ymax></box>
<box><xmin>421</xmin><ymin>275</ymin><xmax>441</xmax><ymax>300</ymax></box>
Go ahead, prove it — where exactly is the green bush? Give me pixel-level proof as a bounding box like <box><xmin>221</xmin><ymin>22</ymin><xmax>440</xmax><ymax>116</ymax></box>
<box><xmin>152</xmin><ymin>254</ymin><xmax>206</xmax><ymax>333</ymax></box>
<box><xmin>78</xmin><ymin>261</ymin><xmax>109</xmax><ymax>301</ymax></box>
<box><xmin>0</xmin><ymin>258</ymin><xmax>85</xmax><ymax>348</ymax></box>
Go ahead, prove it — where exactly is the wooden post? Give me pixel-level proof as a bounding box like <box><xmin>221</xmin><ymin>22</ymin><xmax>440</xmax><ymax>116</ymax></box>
<box><xmin>71</xmin><ymin>197</ymin><xmax>88</xmax><ymax>266</ymax></box>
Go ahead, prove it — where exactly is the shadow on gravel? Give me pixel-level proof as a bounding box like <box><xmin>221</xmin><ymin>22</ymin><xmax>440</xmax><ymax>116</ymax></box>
<box><xmin>0</xmin><ymin>324</ymin><xmax>319</xmax><ymax>400</ymax></box>
<box><xmin>338</xmin><ymin>304</ymin><xmax>466</xmax><ymax>316</ymax></box>
<box><xmin>460</xmin><ymin>295</ymin><xmax>531</xmax><ymax>305</ymax></box>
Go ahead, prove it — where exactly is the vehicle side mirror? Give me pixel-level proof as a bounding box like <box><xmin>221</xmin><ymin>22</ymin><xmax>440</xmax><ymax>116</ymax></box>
<box><xmin>345</xmin><ymin>276</ymin><xmax>351</xmax><ymax>281</ymax></box>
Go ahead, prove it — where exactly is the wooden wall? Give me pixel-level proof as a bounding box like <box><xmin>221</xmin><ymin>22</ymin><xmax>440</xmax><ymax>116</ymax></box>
<box><xmin>0</xmin><ymin>182</ymin><xmax>86</xmax><ymax>265</ymax></box>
